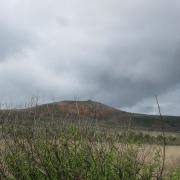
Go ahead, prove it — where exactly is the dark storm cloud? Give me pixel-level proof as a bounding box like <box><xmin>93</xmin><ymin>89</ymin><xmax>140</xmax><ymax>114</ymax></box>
<box><xmin>0</xmin><ymin>0</ymin><xmax>180</xmax><ymax>115</ymax></box>
<box><xmin>91</xmin><ymin>43</ymin><xmax>180</xmax><ymax>107</ymax></box>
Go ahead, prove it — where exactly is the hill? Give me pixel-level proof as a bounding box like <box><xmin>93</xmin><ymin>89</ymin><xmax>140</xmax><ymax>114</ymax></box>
<box><xmin>0</xmin><ymin>100</ymin><xmax>180</xmax><ymax>131</ymax></box>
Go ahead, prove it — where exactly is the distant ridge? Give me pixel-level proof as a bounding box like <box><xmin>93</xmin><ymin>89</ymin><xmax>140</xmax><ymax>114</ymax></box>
<box><xmin>1</xmin><ymin>100</ymin><xmax>180</xmax><ymax>132</ymax></box>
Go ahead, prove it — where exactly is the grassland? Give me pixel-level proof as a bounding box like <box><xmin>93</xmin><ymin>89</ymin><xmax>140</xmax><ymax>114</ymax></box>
<box><xmin>0</xmin><ymin>123</ymin><xmax>161</xmax><ymax>179</ymax></box>
<box><xmin>0</xmin><ymin>101</ymin><xmax>180</xmax><ymax>179</ymax></box>
<box><xmin>0</xmin><ymin>120</ymin><xmax>179</xmax><ymax>179</ymax></box>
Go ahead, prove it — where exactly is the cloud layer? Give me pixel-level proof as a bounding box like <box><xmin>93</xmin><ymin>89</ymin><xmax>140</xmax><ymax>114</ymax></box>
<box><xmin>0</xmin><ymin>0</ymin><xmax>180</xmax><ymax>115</ymax></box>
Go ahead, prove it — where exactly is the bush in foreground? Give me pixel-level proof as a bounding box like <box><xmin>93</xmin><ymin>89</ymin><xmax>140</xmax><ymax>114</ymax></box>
<box><xmin>0</xmin><ymin>123</ymin><xmax>164</xmax><ymax>179</ymax></box>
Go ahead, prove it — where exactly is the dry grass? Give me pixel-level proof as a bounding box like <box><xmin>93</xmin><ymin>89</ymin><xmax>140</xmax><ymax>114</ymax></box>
<box><xmin>136</xmin><ymin>144</ymin><xmax>180</xmax><ymax>173</ymax></box>
<box><xmin>164</xmin><ymin>145</ymin><xmax>180</xmax><ymax>168</ymax></box>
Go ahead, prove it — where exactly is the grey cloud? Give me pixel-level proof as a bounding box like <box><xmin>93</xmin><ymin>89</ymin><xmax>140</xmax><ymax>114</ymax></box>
<box><xmin>0</xmin><ymin>22</ymin><xmax>32</xmax><ymax>61</ymax></box>
<box><xmin>0</xmin><ymin>0</ymin><xmax>180</xmax><ymax>115</ymax></box>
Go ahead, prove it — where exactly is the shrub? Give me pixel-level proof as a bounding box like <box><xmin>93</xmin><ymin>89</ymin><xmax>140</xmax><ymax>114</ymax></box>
<box><xmin>0</xmin><ymin>123</ymin><xmax>162</xmax><ymax>179</ymax></box>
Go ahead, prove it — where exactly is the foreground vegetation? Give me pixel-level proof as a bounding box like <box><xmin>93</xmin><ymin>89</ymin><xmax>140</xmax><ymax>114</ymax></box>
<box><xmin>0</xmin><ymin>121</ymin><xmax>178</xmax><ymax>180</ymax></box>
<box><xmin>0</xmin><ymin>101</ymin><xmax>179</xmax><ymax>179</ymax></box>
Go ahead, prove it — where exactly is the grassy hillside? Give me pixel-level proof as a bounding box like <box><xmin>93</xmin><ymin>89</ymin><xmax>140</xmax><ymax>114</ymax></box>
<box><xmin>0</xmin><ymin>100</ymin><xmax>180</xmax><ymax>132</ymax></box>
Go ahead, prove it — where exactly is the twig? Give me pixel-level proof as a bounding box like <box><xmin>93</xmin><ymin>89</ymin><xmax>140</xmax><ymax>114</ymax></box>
<box><xmin>155</xmin><ymin>96</ymin><xmax>166</xmax><ymax>179</ymax></box>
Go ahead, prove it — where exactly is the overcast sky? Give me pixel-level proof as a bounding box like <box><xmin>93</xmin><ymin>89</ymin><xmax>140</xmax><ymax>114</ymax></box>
<box><xmin>0</xmin><ymin>0</ymin><xmax>180</xmax><ymax>115</ymax></box>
